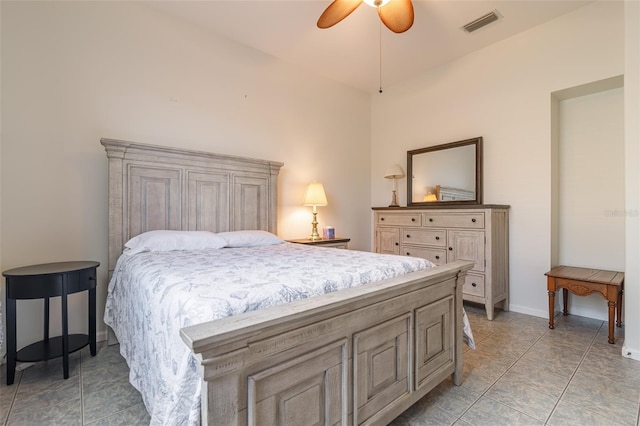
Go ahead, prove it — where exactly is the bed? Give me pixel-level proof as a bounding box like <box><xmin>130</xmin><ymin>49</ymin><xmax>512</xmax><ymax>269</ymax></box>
<box><xmin>101</xmin><ymin>138</ymin><xmax>474</xmax><ymax>425</ymax></box>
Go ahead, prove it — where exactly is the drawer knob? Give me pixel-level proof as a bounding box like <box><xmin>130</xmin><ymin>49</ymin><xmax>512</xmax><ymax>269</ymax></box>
<box><xmin>472</xmin><ymin>218</ymin><xmax>476</xmax><ymax>223</ymax></box>
<box><xmin>435</xmin><ymin>236</ymin><xmax>440</xmax><ymax>240</ymax></box>
<box><xmin>471</xmin><ymin>282</ymin><xmax>477</xmax><ymax>287</ymax></box>
<box><xmin>429</xmin><ymin>218</ymin><xmax>433</xmax><ymax>222</ymax></box>
<box><xmin>380</xmin><ymin>217</ymin><xmax>385</xmax><ymax>221</ymax></box>
<box><xmin>395</xmin><ymin>242</ymin><xmax>399</xmax><ymax>246</ymax></box>
<box><xmin>406</xmin><ymin>234</ymin><xmax>411</xmax><ymax>238</ymax></box>
<box><xmin>449</xmin><ymin>247</ymin><xmax>453</xmax><ymax>251</ymax></box>
<box><xmin>406</xmin><ymin>252</ymin><xmax>410</xmax><ymax>256</ymax></box>
<box><xmin>435</xmin><ymin>255</ymin><xmax>440</xmax><ymax>260</ymax></box>
<box><xmin>411</xmin><ymin>218</ymin><xmax>416</xmax><ymax>222</ymax></box>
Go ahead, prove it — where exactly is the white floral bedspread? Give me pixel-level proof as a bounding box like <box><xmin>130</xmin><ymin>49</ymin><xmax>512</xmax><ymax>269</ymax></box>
<box><xmin>104</xmin><ymin>243</ymin><xmax>468</xmax><ymax>425</ymax></box>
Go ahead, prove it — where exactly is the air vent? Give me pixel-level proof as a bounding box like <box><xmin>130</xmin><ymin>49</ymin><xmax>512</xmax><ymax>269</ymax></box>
<box><xmin>462</xmin><ymin>10</ymin><xmax>501</xmax><ymax>33</ymax></box>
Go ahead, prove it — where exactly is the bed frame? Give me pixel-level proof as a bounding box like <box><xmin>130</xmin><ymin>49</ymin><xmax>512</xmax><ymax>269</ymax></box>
<box><xmin>102</xmin><ymin>138</ymin><xmax>473</xmax><ymax>425</ymax></box>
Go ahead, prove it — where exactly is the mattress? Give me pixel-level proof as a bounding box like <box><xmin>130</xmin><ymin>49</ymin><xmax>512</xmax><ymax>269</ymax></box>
<box><xmin>104</xmin><ymin>242</ymin><xmax>464</xmax><ymax>425</ymax></box>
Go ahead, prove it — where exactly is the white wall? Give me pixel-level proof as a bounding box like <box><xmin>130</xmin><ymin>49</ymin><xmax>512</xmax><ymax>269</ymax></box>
<box><xmin>0</xmin><ymin>1</ymin><xmax>371</xmax><ymax>350</ymax></box>
<box><xmin>371</xmin><ymin>1</ymin><xmax>624</xmax><ymax>321</ymax></box>
<box><xmin>623</xmin><ymin>0</ymin><xmax>640</xmax><ymax>361</ymax></box>
<box><xmin>556</xmin><ymin>87</ymin><xmax>624</xmax><ymax>321</ymax></box>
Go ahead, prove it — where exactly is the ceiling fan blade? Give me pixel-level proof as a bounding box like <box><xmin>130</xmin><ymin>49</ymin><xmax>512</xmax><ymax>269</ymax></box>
<box><xmin>378</xmin><ymin>0</ymin><xmax>414</xmax><ymax>33</ymax></box>
<box><xmin>317</xmin><ymin>0</ymin><xmax>363</xmax><ymax>29</ymax></box>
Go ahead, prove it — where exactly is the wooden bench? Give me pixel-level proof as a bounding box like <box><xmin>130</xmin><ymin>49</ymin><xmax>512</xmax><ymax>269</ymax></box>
<box><xmin>545</xmin><ymin>266</ymin><xmax>624</xmax><ymax>344</ymax></box>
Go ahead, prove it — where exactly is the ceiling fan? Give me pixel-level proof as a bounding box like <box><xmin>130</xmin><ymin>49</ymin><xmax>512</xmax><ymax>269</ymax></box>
<box><xmin>317</xmin><ymin>0</ymin><xmax>414</xmax><ymax>33</ymax></box>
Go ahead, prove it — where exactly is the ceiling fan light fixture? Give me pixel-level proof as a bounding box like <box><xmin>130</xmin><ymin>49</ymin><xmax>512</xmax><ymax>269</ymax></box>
<box><xmin>363</xmin><ymin>0</ymin><xmax>391</xmax><ymax>8</ymax></box>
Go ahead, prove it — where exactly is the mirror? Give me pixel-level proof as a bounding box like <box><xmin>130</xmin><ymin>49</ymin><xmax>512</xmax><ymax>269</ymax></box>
<box><xmin>407</xmin><ymin>137</ymin><xmax>482</xmax><ymax>206</ymax></box>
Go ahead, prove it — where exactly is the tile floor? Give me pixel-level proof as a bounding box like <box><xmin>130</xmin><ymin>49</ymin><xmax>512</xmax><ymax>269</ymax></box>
<box><xmin>1</xmin><ymin>341</ymin><xmax>149</xmax><ymax>425</ymax></box>
<box><xmin>2</xmin><ymin>305</ymin><xmax>639</xmax><ymax>425</ymax></box>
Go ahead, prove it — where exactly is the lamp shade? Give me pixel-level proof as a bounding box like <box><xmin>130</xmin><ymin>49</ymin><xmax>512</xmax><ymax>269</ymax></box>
<box><xmin>303</xmin><ymin>182</ymin><xmax>328</xmax><ymax>206</ymax></box>
<box><xmin>384</xmin><ymin>164</ymin><xmax>405</xmax><ymax>179</ymax></box>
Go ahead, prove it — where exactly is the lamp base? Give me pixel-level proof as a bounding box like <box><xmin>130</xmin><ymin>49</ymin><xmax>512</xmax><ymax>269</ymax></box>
<box><xmin>309</xmin><ymin>211</ymin><xmax>322</xmax><ymax>241</ymax></box>
<box><xmin>388</xmin><ymin>189</ymin><xmax>399</xmax><ymax>207</ymax></box>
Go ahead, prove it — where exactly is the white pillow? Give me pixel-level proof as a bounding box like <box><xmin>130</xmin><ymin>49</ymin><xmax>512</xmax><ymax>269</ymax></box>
<box><xmin>124</xmin><ymin>230</ymin><xmax>227</xmax><ymax>255</ymax></box>
<box><xmin>217</xmin><ymin>230</ymin><xmax>284</xmax><ymax>248</ymax></box>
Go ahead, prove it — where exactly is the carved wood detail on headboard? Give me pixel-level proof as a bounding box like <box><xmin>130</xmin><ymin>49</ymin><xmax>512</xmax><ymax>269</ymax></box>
<box><xmin>101</xmin><ymin>138</ymin><xmax>283</xmax><ymax>271</ymax></box>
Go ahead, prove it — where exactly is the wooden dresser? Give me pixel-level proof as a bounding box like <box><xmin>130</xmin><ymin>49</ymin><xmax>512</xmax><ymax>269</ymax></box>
<box><xmin>373</xmin><ymin>206</ymin><xmax>509</xmax><ymax>320</ymax></box>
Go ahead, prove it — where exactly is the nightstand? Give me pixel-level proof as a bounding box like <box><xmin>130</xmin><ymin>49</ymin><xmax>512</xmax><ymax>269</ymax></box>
<box><xmin>287</xmin><ymin>237</ymin><xmax>350</xmax><ymax>249</ymax></box>
<box><xmin>3</xmin><ymin>261</ymin><xmax>99</xmax><ymax>385</ymax></box>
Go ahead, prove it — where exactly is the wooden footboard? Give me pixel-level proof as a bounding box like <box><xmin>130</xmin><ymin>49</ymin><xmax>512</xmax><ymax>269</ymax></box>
<box><xmin>181</xmin><ymin>261</ymin><xmax>473</xmax><ymax>425</ymax></box>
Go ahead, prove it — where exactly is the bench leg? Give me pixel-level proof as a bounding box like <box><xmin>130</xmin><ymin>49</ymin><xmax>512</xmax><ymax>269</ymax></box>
<box><xmin>562</xmin><ymin>288</ymin><xmax>569</xmax><ymax>316</ymax></box>
<box><xmin>616</xmin><ymin>288</ymin><xmax>623</xmax><ymax>327</ymax></box>
<box><xmin>607</xmin><ymin>301</ymin><xmax>616</xmax><ymax>344</ymax></box>
<box><xmin>548</xmin><ymin>290</ymin><xmax>555</xmax><ymax>329</ymax></box>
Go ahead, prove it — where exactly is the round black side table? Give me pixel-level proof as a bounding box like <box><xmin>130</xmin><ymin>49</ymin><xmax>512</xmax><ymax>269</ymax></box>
<box><xmin>3</xmin><ymin>261</ymin><xmax>99</xmax><ymax>385</ymax></box>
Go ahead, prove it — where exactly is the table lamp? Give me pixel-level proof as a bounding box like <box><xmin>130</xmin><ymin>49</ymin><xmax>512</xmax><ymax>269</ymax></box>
<box><xmin>303</xmin><ymin>182</ymin><xmax>328</xmax><ymax>241</ymax></box>
<box><xmin>384</xmin><ymin>164</ymin><xmax>405</xmax><ymax>207</ymax></box>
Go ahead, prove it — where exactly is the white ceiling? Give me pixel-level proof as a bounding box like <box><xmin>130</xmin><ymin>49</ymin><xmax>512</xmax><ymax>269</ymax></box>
<box><xmin>147</xmin><ymin>0</ymin><xmax>592</xmax><ymax>93</ymax></box>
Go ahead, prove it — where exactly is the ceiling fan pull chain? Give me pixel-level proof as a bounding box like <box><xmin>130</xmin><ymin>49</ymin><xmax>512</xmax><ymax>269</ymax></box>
<box><xmin>379</xmin><ymin>21</ymin><xmax>383</xmax><ymax>94</ymax></box>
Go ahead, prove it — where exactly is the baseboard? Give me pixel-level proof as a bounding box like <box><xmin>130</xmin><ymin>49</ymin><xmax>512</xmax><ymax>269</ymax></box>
<box><xmin>507</xmin><ymin>304</ymin><xmax>548</xmax><ymax>319</ymax></box>
<box><xmin>622</xmin><ymin>344</ymin><xmax>640</xmax><ymax>361</ymax></box>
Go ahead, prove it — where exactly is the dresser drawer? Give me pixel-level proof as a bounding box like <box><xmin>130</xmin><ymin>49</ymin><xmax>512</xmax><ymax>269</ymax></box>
<box><xmin>376</xmin><ymin>213</ymin><xmax>421</xmax><ymax>226</ymax></box>
<box><xmin>401</xmin><ymin>229</ymin><xmax>446</xmax><ymax>247</ymax></box>
<box><xmin>373</xmin><ymin>206</ymin><xmax>509</xmax><ymax>321</ymax></box>
<box><xmin>400</xmin><ymin>245</ymin><xmax>447</xmax><ymax>266</ymax></box>
<box><xmin>422</xmin><ymin>212</ymin><xmax>484</xmax><ymax>229</ymax></box>
<box><xmin>463</xmin><ymin>274</ymin><xmax>485</xmax><ymax>297</ymax></box>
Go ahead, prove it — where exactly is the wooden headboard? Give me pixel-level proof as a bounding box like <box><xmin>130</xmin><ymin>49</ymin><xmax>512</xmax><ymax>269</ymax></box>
<box><xmin>101</xmin><ymin>138</ymin><xmax>283</xmax><ymax>271</ymax></box>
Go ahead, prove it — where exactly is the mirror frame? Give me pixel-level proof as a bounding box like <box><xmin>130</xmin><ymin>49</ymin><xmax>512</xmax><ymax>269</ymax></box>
<box><xmin>407</xmin><ymin>137</ymin><xmax>483</xmax><ymax>206</ymax></box>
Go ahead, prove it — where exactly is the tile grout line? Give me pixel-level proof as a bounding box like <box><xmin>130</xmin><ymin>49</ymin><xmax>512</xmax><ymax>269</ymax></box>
<box><xmin>444</xmin><ymin>310</ymin><xmax>498</xmax><ymax>425</ymax></box>
<box><xmin>636</xmin><ymin>390</ymin><xmax>640</xmax><ymax>426</ymax></box>
<box><xmin>542</xmin><ymin>321</ymin><xmax>603</xmax><ymax>425</ymax></box>
<box><xmin>453</xmin><ymin>315</ymin><xmax>551</xmax><ymax>424</ymax></box>
<box><xmin>77</xmin><ymin>344</ymin><xmax>146</xmax><ymax>425</ymax></box>
<box><xmin>4</xmin><ymin>369</ymin><xmax>22</xmax><ymax>425</ymax></box>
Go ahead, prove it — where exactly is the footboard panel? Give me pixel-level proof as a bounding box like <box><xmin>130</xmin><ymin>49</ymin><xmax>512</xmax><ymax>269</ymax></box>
<box><xmin>181</xmin><ymin>261</ymin><xmax>473</xmax><ymax>425</ymax></box>
<box><xmin>415</xmin><ymin>295</ymin><xmax>454</xmax><ymax>390</ymax></box>
<box><xmin>353</xmin><ymin>313</ymin><xmax>411</xmax><ymax>425</ymax></box>
<box><xmin>248</xmin><ymin>339</ymin><xmax>348</xmax><ymax>426</ymax></box>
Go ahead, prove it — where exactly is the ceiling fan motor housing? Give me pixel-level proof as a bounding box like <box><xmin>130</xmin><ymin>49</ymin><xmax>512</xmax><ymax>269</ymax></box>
<box><xmin>364</xmin><ymin>0</ymin><xmax>390</xmax><ymax>7</ymax></box>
